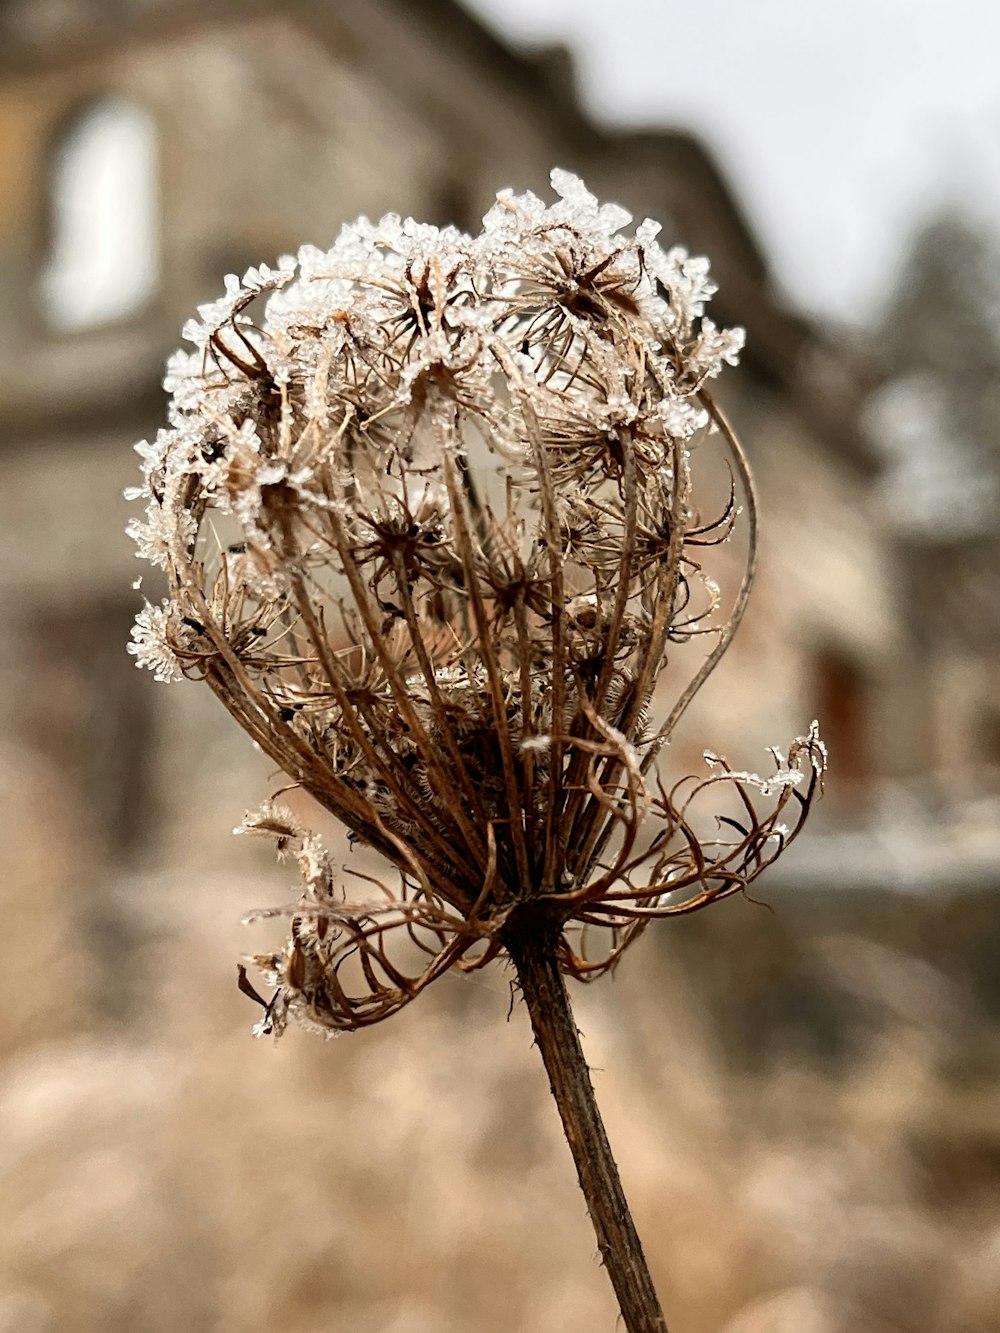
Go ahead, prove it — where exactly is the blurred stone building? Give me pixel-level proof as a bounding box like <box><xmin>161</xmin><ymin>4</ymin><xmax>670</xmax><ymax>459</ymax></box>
<box><xmin>2</xmin><ymin>6</ymin><xmax>1000</xmax><ymax>1333</ymax></box>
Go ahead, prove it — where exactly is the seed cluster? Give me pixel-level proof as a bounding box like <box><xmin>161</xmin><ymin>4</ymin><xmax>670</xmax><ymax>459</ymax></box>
<box><xmin>129</xmin><ymin>171</ymin><xmax>824</xmax><ymax>1035</ymax></box>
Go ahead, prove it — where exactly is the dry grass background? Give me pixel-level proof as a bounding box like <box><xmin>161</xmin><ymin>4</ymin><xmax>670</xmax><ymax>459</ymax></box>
<box><xmin>3</xmin><ymin>743</ymin><xmax>1000</xmax><ymax>1333</ymax></box>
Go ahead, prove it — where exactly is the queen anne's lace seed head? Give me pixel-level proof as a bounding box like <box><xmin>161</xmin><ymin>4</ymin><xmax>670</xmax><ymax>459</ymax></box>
<box><xmin>128</xmin><ymin>170</ymin><xmax>825</xmax><ymax>1036</ymax></box>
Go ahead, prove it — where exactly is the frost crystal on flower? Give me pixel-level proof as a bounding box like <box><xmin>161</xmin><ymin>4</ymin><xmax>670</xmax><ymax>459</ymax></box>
<box><xmin>127</xmin><ymin>600</ymin><xmax>186</xmax><ymax>683</ymax></box>
<box><xmin>128</xmin><ymin>169</ymin><xmax>825</xmax><ymax>1036</ymax></box>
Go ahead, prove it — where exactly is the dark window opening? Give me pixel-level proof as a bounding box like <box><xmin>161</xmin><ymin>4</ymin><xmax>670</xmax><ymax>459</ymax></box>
<box><xmin>20</xmin><ymin>598</ymin><xmax>157</xmax><ymax>862</ymax></box>
<box><xmin>814</xmin><ymin>646</ymin><xmax>871</xmax><ymax>793</ymax></box>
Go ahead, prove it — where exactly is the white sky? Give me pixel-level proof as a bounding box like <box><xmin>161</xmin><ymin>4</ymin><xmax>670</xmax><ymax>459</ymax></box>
<box><xmin>466</xmin><ymin>0</ymin><xmax>1000</xmax><ymax>324</ymax></box>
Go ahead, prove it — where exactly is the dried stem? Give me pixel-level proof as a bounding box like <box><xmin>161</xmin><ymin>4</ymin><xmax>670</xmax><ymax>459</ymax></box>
<box><xmin>127</xmin><ymin>169</ymin><xmax>828</xmax><ymax>1333</ymax></box>
<box><xmin>505</xmin><ymin>914</ymin><xmax>668</xmax><ymax>1333</ymax></box>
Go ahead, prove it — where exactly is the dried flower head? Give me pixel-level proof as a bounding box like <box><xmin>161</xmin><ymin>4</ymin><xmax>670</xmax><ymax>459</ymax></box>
<box><xmin>129</xmin><ymin>169</ymin><xmax>825</xmax><ymax>1037</ymax></box>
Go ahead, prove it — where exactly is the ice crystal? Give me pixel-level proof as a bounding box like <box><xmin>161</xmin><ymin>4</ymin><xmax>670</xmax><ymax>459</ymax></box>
<box><xmin>127</xmin><ymin>600</ymin><xmax>187</xmax><ymax>683</ymax></box>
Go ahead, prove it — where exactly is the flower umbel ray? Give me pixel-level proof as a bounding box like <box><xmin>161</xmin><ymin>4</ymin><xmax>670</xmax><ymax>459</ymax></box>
<box><xmin>128</xmin><ymin>169</ymin><xmax>826</xmax><ymax>1038</ymax></box>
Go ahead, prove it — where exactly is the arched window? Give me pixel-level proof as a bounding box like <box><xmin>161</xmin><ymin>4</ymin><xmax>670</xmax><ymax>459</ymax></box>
<box><xmin>39</xmin><ymin>98</ymin><xmax>158</xmax><ymax>330</ymax></box>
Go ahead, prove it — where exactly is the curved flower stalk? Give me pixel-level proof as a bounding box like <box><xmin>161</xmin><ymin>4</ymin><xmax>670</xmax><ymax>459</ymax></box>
<box><xmin>128</xmin><ymin>170</ymin><xmax>825</xmax><ymax>1333</ymax></box>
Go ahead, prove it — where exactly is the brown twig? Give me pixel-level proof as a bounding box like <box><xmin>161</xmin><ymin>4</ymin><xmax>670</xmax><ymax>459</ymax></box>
<box><xmin>505</xmin><ymin>913</ymin><xmax>669</xmax><ymax>1333</ymax></box>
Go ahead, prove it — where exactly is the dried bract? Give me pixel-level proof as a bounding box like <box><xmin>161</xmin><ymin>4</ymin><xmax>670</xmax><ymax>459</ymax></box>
<box><xmin>129</xmin><ymin>170</ymin><xmax>825</xmax><ymax>1036</ymax></box>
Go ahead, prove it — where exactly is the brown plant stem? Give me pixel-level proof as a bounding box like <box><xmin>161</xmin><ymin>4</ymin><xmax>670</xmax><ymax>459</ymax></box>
<box><xmin>505</xmin><ymin>917</ymin><xmax>669</xmax><ymax>1333</ymax></box>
